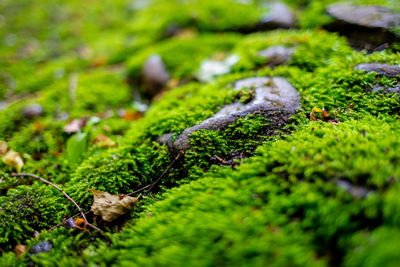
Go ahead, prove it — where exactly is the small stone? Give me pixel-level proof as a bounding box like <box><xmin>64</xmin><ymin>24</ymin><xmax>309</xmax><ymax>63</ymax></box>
<box><xmin>337</xmin><ymin>180</ymin><xmax>370</xmax><ymax>199</ymax></box>
<box><xmin>159</xmin><ymin>77</ymin><xmax>300</xmax><ymax>152</ymax></box>
<box><xmin>258</xmin><ymin>2</ymin><xmax>295</xmax><ymax>30</ymax></box>
<box><xmin>355</xmin><ymin>63</ymin><xmax>400</xmax><ymax>78</ymax></box>
<box><xmin>258</xmin><ymin>45</ymin><xmax>294</xmax><ymax>67</ymax></box>
<box><xmin>29</xmin><ymin>241</ymin><xmax>52</xmax><ymax>255</ymax></box>
<box><xmin>325</xmin><ymin>4</ymin><xmax>400</xmax><ymax>50</ymax></box>
<box><xmin>62</xmin><ymin>217</ymin><xmax>76</xmax><ymax>230</ymax></box>
<box><xmin>141</xmin><ymin>55</ymin><xmax>170</xmax><ymax>98</ymax></box>
<box><xmin>21</xmin><ymin>104</ymin><xmax>43</xmax><ymax>119</ymax></box>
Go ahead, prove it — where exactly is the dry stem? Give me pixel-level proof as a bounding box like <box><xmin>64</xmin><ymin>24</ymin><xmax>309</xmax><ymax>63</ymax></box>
<box><xmin>11</xmin><ymin>173</ymin><xmax>101</xmax><ymax>232</ymax></box>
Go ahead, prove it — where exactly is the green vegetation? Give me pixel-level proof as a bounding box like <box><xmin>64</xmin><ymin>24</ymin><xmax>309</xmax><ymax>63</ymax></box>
<box><xmin>1</xmin><ymin>0</ymin><xmax>400</xmax><ymax>266</ymax></box>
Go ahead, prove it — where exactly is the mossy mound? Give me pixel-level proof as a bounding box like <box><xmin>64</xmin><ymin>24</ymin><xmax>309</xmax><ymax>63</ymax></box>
<box><xmin>1</xmin><ymin>0</ymin><xmax>400</xmax><ymax>266</ymax></box>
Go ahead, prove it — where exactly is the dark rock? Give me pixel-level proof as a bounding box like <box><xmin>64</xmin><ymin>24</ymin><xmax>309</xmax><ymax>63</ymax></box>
<box><xmin>141</xmin><ymin>55</ymin><xmax>170</xmax><ymax>98</ymax></box>
<box><xmin>21</xmin><ymin>104</ymin><xmax>43</xmax><ymax>119</ymax></box>
<box><xmin>355</xmin><ymin>63</ymin><xmax>400</xmax><ymax>77</ymax></box>
<box><xmin>325</xmin><ymin>4</ymin><xmax>400</xmax><ymax>50</ymax></box>
<box><xmin>258</xmin><ymin>45</ymin><xmax>294</xmax><ymax>67</ymax></box>
<box><xmin>159</xmin><ymin>77</ymin><xmax>300</xmax><ymax>152</ymax></box>
<box><xmin>29</xmin><ymin>241</ymin><xmax>52</xmax><ymax>254</ymax></box>
<box><xmin>336</xmin><ymin>180</ymin><xmax>370</xmax><ymax>199</ymax></box>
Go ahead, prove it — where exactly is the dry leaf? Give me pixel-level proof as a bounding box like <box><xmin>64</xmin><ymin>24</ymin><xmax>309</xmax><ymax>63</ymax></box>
<box><xmin>64</xmin><ymin>117</ymin><xmax>88</xmax><ymax>133</ymax></box>
<box><xmin>322</xmin><ymin>108</ymin><xmax>330</xmax><ymax>118</ymax></box>
<box><xmin>2</xmin><ymin>150</ymin><xmax>24</xmax><ymax>172</ymax></box>
<box><xmin>14</xmin><ymin>244</ymin><xmax>26</xmax><ymax>257</ymax></box>
<box><xmin>120</xmin><ymin>110</ymin><xmax>142</xmax><ymax>121</ymax></box>
<box><xmin>93</xmin><ymin>134</ymin><xmax>116</xmax><ymax>148</ymax></box>
<box><xmin>0</xmin><ymin>141</ymin><xmax>7</xmax><ymax>155</ymax></box>
<box><xmin>89</xmin><ymin>189</ymin><xmax>139</xmax><ymax>222</ymax></box>
<box><xmin>310</xmin><ymin>107</ymin><xmax>322</xmax><ymax>121</ymax></box>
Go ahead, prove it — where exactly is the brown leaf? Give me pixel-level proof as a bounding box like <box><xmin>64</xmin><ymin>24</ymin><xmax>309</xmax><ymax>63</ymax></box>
<box><xmin>89</xmin><ymin>189</ymin><xmax>139</xmax><ymax>222</ymax></box>
<box><xmin>63</xmin><ymin>117</ymin><xmax>88</xmax><ymax>133</ymax></box>
<box><xmin>119</xmin><ymin>110</ymin><xmax>142</xmax><ymax>121</ymax></box>
<box><xmin>0</xmin><ymin>141</ymin><xmax>7</xmax><ymax>155</ymax></box>
<box><xmin>93</xmin><ymin>134</ymin><xmax>116</xmax><ymax>148</ymax></box>
<box><xmin>14</xmin><ymin>244</ymin><xmax>26</xmax><ymax>257</ymax></box>
<box><xmin>310</xmin><ymin>107</ymin><xmax>322</xmax><ymax>121</ymax></box>
<box><xmin>2</xmin><ymin>150</ymin><xmax>23</xmax><ymax>173</ymax></box>
<box><xmin>322</xmin><ymin>108</ymin><xmax>330</xmax><ymax>118</ymax></box>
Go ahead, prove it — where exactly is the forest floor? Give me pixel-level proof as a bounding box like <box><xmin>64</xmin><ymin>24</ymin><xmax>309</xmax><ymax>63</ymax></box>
<box><xmin>1</xmin><ymin>0</ymin><xmax>400</xmax><ymax>266</ymax></box>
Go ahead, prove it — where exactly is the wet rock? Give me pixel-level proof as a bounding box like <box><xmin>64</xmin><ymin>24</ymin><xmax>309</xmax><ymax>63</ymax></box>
<box><xmin>141</xmin><ymin>55</ymin><xmax>170</xmax><ymax>98</ymax></box>
<box><xmin>62</xmin><ymin>217</ymin><xmax>76</xmax><ymax>230</ymax></box>
<box><xmin>159</xmin><ymin>77</ymin><xmax>300</xmax><ymax>152</ymax></box>
<box><xmin>29</xmin><ymin>241</ymin><xmax>52</xmax><ymax>255</ymax></box>
<box><xmin>337</xmin><ymin>180</ymin><xmax>370</xmax><ymax>199</ymax></box>
<box><xmin>325</xmin><ymin>4</ymin><xmax>400</xmax><ymax>50</ymax></box>
<box><xmin>21</xmin><ymin>104</ymin><xmax>43</xmax><ymax>119</ymax></box>
<box><xmin>355</xmin><ymin>63</ymin><xmax>400</xmax><ymax>78</ymax></box>
<box><xmin>258</xmin><ymin>45</ymin><xmax>294</xmax><ymax>67</ymax></box>
<box><xmin>196</xmin><ymin>54</ymin><xmax>240</xmax><ymax>82</ymax></box>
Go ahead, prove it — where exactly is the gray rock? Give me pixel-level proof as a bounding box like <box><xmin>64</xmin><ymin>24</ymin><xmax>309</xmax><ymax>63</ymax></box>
<box><xmin>258</xmin><ymin>46</ymin><xmax>294</xmax><ymax>67</ymax></box>
<box><xmin>29</xmin><ymin>241</ymin><xmax>52</xmax><ymax>254</ymax></box>
<box><xmin>355</xmin><ymin>63</ymin><xmax>400</xmax><ymax>77</ymax></box>
<box><xmin>141</xmin><ymin>55</ymin><xmax>170</xmax><ymax>98</ymax></box>
<box><xmin>372</xmin><ymin>84</ymin><xmax>400</xmax><ymax>94</ymax></box>
<box><xmin>327</xmin><ymin>4</ymin><xmax>400</xmax><ymax>29</ymax></box>
<box><xmin>259</xmin><ymin>2</ymin><xmax>295</xmax><ymax>29</ymax></box>
<box><xmin>21</xmin><ymin>104</ymin><xmax>43</xmax><ymax>119</ymax></box>
<box><xmin>159</xmin><ymin>77</ymin><xmax>300</xmax><ymax>152</ymax></box>
<box><xmin>336</xmin><ymin>180</ymin><xmax>370</xmax><ymax>199</ymax></box>
<box><xmin>325</xmin><ymin>4</ymin><xmax>400</xmax><ymax>50</ymax></box>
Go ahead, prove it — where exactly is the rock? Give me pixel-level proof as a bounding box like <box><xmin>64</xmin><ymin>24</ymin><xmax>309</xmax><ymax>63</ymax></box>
<box><xmin>372</xmin><ymin>84</ymin><xmax>400</xmax><ymax>94</ymax></box>
<box><xmin>325</xmin><ymin>4</ymin><xmax>400</xmax><ymax>50</ymax></box>
<box><xmin>196</xmin><ymin>54</ymin><xmax>240</xmax><ymax>82</ymax></box>
<box><xmin>62</xmin><ymin>217</ymin><xmax>76</xmax><ymax>230</ymax></box>
<box><xmin>258</xmin><ymin>2</ymin><xmax>295</xmax><ymax>30</ymax></box>
<box><xmin>258</xmin><ymin>45</ymin><xmax>294</xmax><ymax>67</ymax></box>
<box><xmin>29</xmin><ymin>241</ymin><xmax>52</xmax><ymax>255</ymax></box>
<box><xmin>21</xmin><ymin>104</ymin><xmax>43</xmax><ymax>119</ymax></box>
<box><xmin>355</xmin><ymin>63</ymin><xmax>400</xmax><ymax>78</ymax></box>
<box><xmin>336</xmin><ymin>180</ymin><xmax>370</xmax><ymax>199</ymax></box>
<box><xmin>159</xmin><ymin>77</ymin><xmax>300</xmax><ymax>152</ymax></box>
<box><xmin>141</xmin><ymin>55</ymin><xmax>170</xmax><ymax>98</ymax></box>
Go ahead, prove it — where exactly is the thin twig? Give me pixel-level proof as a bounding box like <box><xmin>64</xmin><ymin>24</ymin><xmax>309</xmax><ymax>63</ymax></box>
<box><xmin>139</xmin><ymin>150</ymin><xmax>184</xmax><ymax>200</ymax></box>
<box><xmin>126</xmin><ymin>184</ymin><xmax>152</xmax><ymax>197</ymax></box>
<box><xmin>11</xmin><ymin>173</ymin><xmax>101</xmax><ymax>232</ymax></box>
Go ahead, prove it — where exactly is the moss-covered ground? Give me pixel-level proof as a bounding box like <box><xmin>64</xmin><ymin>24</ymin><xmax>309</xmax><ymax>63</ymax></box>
<box><xmin>1</xmin><ymin>0</ymin><xmax>400</xmax><ymax>266</ymax></box>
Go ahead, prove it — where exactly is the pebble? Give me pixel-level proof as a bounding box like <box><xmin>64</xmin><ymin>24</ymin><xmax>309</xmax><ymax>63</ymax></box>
<box><xmin>354</xmin><ymin>63</ymin><xmax>400</xmax><ymax>78</ymax></box>
<box><xmin>21</xmin><ymin>104</ymin><xmax>43</xmax><ymax>119</ymax></box>
<box><xmin>29</xmin><ymin>241</ymin><xmax>52</xmax><ymax>255</ymax></box>
<box><xmin>141</xmin><ymin>55</ymin><xmax>170</xmax><ymax>98</ymax></box>
<box><xmin>258</xmin><ymin>45</ymin><xmax>294</xmax><ymax>67</ymax></box>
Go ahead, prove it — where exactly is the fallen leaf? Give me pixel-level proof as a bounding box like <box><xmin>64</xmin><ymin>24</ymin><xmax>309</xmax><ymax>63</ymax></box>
<box><xmin>66</xmin><ymin>132</ymin><xmax>88</xmax><ymax>164</ymax></box>
<box><xmin>0</xmin><ymin>141</ymin><xmax>7</xmax><ymax>155</ymax></box>
<box><xmin>63</xmin><ymin>117</ymin><xmax>88</xmax><ymax>133</ymax></box>
<box><xmin>89</xmin><ymin>189</ymin><xmax>139</xmax><ymax>222</ymax></box>
<box><xmin>14</xmin><ymin>244</ymin><xmax>26</xmax><ymax>257</ymax></box>
<box><xmin>93</xmin><ymin>134</ymin><xmax>116</xmax><ymax>148</ymax></box>
<box><xmin>74</xmin><ymin>218</ymin><xmax>89</xmax><ymax>232</ymax></box>
<box><xmin>2</xmin><ymin>150</ymin><xmax>23</xmax><ymax>172</ymax></box>
<box><xmin>310</xmin><ymin>107</ymin><xmax>322</xmax><ymax>121</ymax></box>
<box><xmin>120</xmin><ymin>110</ymin><xmax>142</xmax><ymax>121</ymax></box>
<box><xmin>322</xmin><ymin>108</ymin><xmax>330</xmax><ymax>118</ymax></box>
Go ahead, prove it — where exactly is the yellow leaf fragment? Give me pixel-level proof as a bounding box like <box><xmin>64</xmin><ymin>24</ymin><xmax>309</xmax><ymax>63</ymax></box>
<box><xmin>89</xmin><ymin>189</ymin><xmax>139</xmax><ymax>222</ymax></box>
<box><xmin>2</xmin><ymin>150</ymin><xmax>24</xmax><ymax>172</ymax></box>
<box><xmin>0</xmin><ymin>140</ymin><xmax>7</xmax><ymax>155</ymax></box>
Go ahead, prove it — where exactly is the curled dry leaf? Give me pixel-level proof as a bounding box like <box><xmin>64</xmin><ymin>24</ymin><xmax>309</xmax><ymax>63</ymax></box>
<box><xmin>89</xmin><ymin>189</ymin><xmax>139</xmax><ymax>222</ymax></box>
<box><xmin>2</xmin><ymin>150</ymin><xmax>24</xmax><ymax>172</ymax></box>
<box><xmin>63</xmin><ymin>117</ymin><xmax>88</xmax><ymax>133</ymax></box>
<box><xmin>310</xmin><ymin>107</ymin><xmax>322</xmax><ymax>121</ymax></box>
<box><xmin>322</xmin><ymin>108</ymin><xmax>330</xmax><ymax>118</ymax></box>
<box><xmin>14</xmin><ymin>244</ymin><xmax>26</xmax><ymax>257</ymax></box>
<box><xmin>0</xmin><ymin>140</ymin><xmax>7</xmax><ymax>155</ymax></box>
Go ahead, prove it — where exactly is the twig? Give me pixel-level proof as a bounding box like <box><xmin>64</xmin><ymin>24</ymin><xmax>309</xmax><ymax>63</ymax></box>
<box><xmin>126</xmin><ymin>184</ymin><xmax>152</xmax><ymax>197</ymax></box>
<box><xmin>11</xmin><ymin>173</ymin><xmax>101</xmax><ymax>232</ymax></box>
<box><xmin>139</xmin><ymin>150</ymin><xmax>184</xmax><ymax>200</ymax></box>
